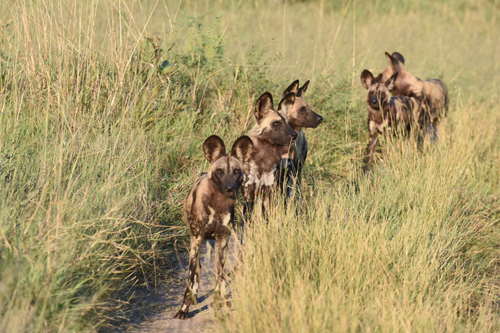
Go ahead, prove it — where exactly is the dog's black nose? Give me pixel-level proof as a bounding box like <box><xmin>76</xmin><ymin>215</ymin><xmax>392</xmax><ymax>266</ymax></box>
<box><xmin>291</xmin><ymin>131</ymin><xmax>298</xmax><ymax>139</ymax></box>
<box><xmin>317</xmin><ymin>116</ymin><xmax>323</xmax><ymax>123</ymax></box>
<box><xmin>225</xmin><ymin>186</ymin><xmax>235</xmax><ymax>193</ymax></box>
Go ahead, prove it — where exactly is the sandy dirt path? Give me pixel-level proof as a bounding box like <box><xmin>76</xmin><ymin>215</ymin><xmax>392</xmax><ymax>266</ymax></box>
<box><xmin>126</xmin><ymin>234</ymin><xmax>240</xmax><ymax>333</ymax></box>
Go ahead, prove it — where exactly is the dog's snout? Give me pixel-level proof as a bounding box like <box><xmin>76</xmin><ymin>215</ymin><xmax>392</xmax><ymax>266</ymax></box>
<box><xmin>317</xmin><ymin>116</ymin><xmax>323</xmax><ymax>123</ymax></box>
<box><xmin>291</xmin><ymin>131</ymin><xmax>298</xmax><ymax>139</ymax></box>
<box><xmin>224</xmin><ymin>185</ymin><xmax>235</xmax><ymax>193</ymax></box>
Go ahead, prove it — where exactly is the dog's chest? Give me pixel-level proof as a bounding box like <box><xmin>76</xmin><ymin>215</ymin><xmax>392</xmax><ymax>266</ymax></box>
<box><xmin>369</xmin><ymin>118</ymin><xmax>390</xmax><ymax>134</ymax></box>
<box><xmin>244</xmin><ymin>159</ymin><xmax>277</xmax><ymax>190</ymax></box>
<box><xmin>195</xmin><ymin>206</ymin><xmax>232</xmax><ymax>238</ymax></box>
<box><xmin>187</xmin><ymin>184</ymin><xmax>233</xmax><ymax>237</ymax></box>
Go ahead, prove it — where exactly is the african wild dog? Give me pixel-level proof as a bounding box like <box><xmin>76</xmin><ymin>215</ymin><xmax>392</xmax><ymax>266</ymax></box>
<box><xmin>241</xmin><ymin>92</ymin><xmax>298</xmax><ymax>224</ymax></box>
<box><xmin>360</xmin><ymin>70</ymin><xmax>423</xmax><ymax>173</ymax></box>
<box><xmin>276</xmin><ymin>80</ymin><xmax>323</xmax><ymax>199</ymax></box>
<box><xmin>174</xmin><ymin>135</ymin><xmax>254</xmax><ymax>320</ymax></box>
<box><xmin>379</xmin><ymin>52</ymin><xmax>449</xmax><ymax>138</ymax></box>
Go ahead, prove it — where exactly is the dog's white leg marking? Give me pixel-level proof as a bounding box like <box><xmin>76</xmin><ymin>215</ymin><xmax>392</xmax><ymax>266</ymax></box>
<box><xmin>222</xmin><ymin>213</ymin><xmax>231</xmax><ymax>227</ymax></box>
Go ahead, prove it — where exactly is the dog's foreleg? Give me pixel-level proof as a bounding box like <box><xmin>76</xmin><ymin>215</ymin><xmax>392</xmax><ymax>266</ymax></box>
<box><xmin>427</xmin><ymin>121</ymin><xmax>439</xmax><ymax>142</ymax></box>
<box><xmin>174</xmin><ymin>235</ymin><xmax>203</xmax><ymax>320</ymax></box>
<box><xmin>213</xmin><ymin>230</ymin><xmax>230</xmax><ymax>318</ymax></box>
<box><xmin>214</xmin><ymin>232</ymin><xmax>229</xmax><ymax>298</ymax></box>
<box><xmin>205</xmin><ymin>239</ymin><xmax>215</xmax><ymax>264</ymax></box>
<box><xmin>364</xmin><ymin>131</ymin><xmax>378</xmax><ymax>174</ymax></box>
<box><xmin>285</xmin><ymin>162</ymin><xmax>295</xmax><ymax>200</ymax></box>
<box><xmin>242</xmin><ymin>201</ymin><xmax>254</xmax><ymax>244</ymax></box>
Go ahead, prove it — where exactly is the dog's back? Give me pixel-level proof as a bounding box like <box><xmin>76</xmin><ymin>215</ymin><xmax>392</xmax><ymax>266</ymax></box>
<box><xmin>422</xmin><ymin>79</ymin><xmax>449</xmax><ymax>121</ymax></box>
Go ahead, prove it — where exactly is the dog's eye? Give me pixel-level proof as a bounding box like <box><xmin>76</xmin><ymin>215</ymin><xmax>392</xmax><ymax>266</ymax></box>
<box><xmin>234</xmin><ymin>169</ymin><xmax>240</xmax><ymax>175</ymax></box>
<box><xmin>216</xmin><ymin>169</ymin><xmax>223</xmax><ymax>174</ymax></box>
<box><xmin>273</xmin><ymin>121</ymin><xmax>279</xmax><ymax>127</ymax></box>
<box><xmin>300</xmin><ymin>106</ymin><xmax>306</xmax><ymax>112</ymax></box>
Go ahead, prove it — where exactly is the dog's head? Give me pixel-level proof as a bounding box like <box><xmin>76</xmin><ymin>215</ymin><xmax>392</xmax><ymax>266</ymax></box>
<box><xmin>361</xmin><ymin>70</ymin><xmax>398</xmax><ymax>111</ymax></box>
<box><xmin>204</xmin><ymin>135</ymin><xmax>254</xmax><ymax>198</ymax></box>
<box><xmin>254</xmin><ymin>92</ymin><xmax>298</xmax><ymax>146</ymax></box>
<box><xmin>279</xmin><ymin>80</ymin><xmax>323</xmax><ymax>129</ymax></box>
<box><xmin>373</xmin><ymin>52</ymin><xmax>405</xmax><ymax>84</ymax></box>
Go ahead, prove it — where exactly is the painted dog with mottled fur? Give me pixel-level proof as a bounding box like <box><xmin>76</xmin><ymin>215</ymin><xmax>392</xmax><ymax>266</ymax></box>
<box><xmin>376</xmin><ymin>52</ymin><xmax>448</xmax><ymax>136</ymax></box>
<box><xmin>241</xmin><ymin>92</ymin><xmax>298</xmax><ymax>228</ymax></box>
<box><xmin>360</xmin><ymin>70</ymin><xmax>423</xmax><ymax>172</ymax></box>
<box><xmin>174</xmin><ymin>135</ymin><xmax>253</xmax><ymax>320</ymax></box>
<box><xmin>276</xmin><ymin>80</ymin><xmax>323</xmax><ymax>199</ymax></box>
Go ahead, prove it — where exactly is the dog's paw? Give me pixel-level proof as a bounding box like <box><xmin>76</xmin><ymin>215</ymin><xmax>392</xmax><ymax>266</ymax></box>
<box><xmin>173</xmin><ymin>307</ymin><xmax>189</xmax><ymax>320</ymax></box>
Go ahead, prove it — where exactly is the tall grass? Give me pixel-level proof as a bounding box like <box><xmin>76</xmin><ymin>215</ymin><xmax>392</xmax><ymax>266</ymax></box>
<box><xmin>0</xmin><ymin>0</ymin><xmax>498</xmax><ymax>331</ymax></box>
<box><xmin>224</xmin><ymin>98</ymin><xmax>500</xmax><ymax>332</ymax></box>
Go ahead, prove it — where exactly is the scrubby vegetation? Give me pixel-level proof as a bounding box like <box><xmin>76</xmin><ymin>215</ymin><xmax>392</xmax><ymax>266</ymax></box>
<box><xmin>0</xmin><ymin>0</ymin><xmax>498</xmax><ymax>332</ymax></box>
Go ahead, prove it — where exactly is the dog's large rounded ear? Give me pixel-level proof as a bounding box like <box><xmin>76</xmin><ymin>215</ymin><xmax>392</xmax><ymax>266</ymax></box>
<box><xmin>360</xmin><ymin>70</ymin><xmax>374</xmax><ymax>89</ymax></box>
<box><xmin>386</xmin><ymin>52</ymin><xmax>404</xmax><ymax>72</ymax></box>
<box><xmin>203</xmin><ymin>135</ymin><xmax>226</xmax><ymax>163</ymax></box>
<box><xmin>297</xmin><ymin>80</ymin><xmax>310</xmax><ymax>98</ymax></box>
<box><xmin>231</xmin><ymin>136</ymin><xmax>254</xmax><ymax>164</ymax></box>
<box><xmin>391</xmin><ymin>52</ymin><xmax>405</xmax><ymax>65</ymax></box>
<box><xmin>384</xmin><ymin>72</ymin><xmax>399</xmax><ymax>91</ymax></box>
<box><xmin>254</xmin><ymin>92</ymin><xmax>274</xmax><ymax>124</ymax></box>
<box><xmin>277</xmin><ymin>92</ymin><xmax>296</xmax><ymax>114</ymax></box>
<box><xmin>282</xmin><ymin>80</ymin><xmax>299</xmax><ymax>98</ymax></box>
<box><xmin>385</xmin><ymin>52</ymin><xmax>394</xmax><ymax>68</ymax></box>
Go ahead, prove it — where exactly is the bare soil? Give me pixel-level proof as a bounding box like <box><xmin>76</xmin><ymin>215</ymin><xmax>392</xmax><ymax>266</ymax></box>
<box><xmin>123</xmin><ymin>234</ymin><xmax>240</xmax><ymax>333</ymax></box>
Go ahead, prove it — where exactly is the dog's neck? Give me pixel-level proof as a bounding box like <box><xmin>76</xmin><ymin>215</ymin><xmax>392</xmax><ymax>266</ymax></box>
<box><xmin>248</xmin><ymin>135</ymin><xmax>283</xmax><ymax>174</ymax></box>
<box><xmin>366</xmin><ymin>102</ymin><xmax>390</xmax><ymax>122</ymax></box>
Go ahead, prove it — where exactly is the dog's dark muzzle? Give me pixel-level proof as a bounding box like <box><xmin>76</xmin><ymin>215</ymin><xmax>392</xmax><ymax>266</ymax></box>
<box><xmin>222</xmin><ymin>179</ymin><xmax>239</xmax><ymax>197</ymax></box>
